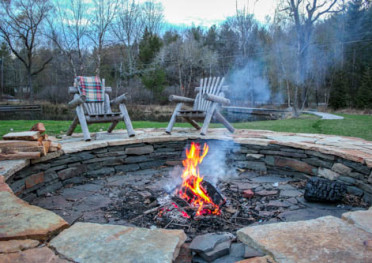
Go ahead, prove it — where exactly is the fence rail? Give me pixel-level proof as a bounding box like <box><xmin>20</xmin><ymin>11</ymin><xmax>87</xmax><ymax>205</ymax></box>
<box><xmin>0</xmin><ymin>105</ymin><xmax>42</xmax><ymax>112</ymax></box>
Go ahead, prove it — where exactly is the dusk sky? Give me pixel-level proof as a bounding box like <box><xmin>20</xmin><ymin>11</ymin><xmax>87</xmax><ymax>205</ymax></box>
<box><xmin>149</xmin><ymin>0</ymin><xmax>276</xmax><ymax>27</ymax></box>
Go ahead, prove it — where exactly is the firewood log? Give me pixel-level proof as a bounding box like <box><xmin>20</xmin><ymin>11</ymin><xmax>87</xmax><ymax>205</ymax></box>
<box><xmin>0</xmin><ymin>141</ymin><xmax>47</xmax><ymax>155</ymax></box>
<box><xmin>2</xmin><ymin>131</ymin><xmax>41</xmax><ymax>141</ymax></box>
<box><xmin>42</xmin><ymin>140</ymin><xmax>51</xmax><ymax>156</ymax></box>
<box><xmin>49</xmin><ymin>142</ymin><xmax>62</xmax><ymax>152</ymax></box>
<box><xmin>30</xmin><ymin>123</ymin><xmax>46</xmax><ymax>133</ymax></box>
<box><xmin>0</xmin><ymin>151</ymin><xmax>41</xmax><ymax>160</ymax></box>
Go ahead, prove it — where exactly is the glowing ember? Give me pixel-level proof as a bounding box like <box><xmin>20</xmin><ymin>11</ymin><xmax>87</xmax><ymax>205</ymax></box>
<box><xmin>176</xmin><ymin>142</ymin><xmax>222</xmax><ymax>216</ymax></box>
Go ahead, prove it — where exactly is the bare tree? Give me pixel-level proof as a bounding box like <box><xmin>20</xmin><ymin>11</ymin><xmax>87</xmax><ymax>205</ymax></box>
<box><xmin>111</xmin><ymin>0</ymin><xmax>144</xmax><ymax>78</ymax></box>
<box><xmin>140</xmin><ymin>0</ymin><xmax>164</xmax><ymax>35</ymax></box>
<box><xmin>48</xmin><ymin>0</ymin><xmax>90</xmax><ymax>76</ymax></box>
<box><xmin>89</xmin><ymin>0</ymin><xmax>119</xmax><ymax>76</ymax></box>
<box><xmin>281</xmin><ymin>0</ymin><xmax>345</xmax><ymax>114</ymax></box>
<box><xmin>0</xmin><ymin>0</ymin><xmax>53</xmax><ymax>103</ymax></box>
<box><xmin>233</xmin><ymin>1</ymin><xmax>257</xmax><ymax>58</ymax></box>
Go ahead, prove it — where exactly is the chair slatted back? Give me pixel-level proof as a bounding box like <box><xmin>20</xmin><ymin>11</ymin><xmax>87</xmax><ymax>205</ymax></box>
<box><xmin>83</xmin><ymin>101</ymin><xmax>106</xmax><ymax>115</ymax></box>
<box><xmin>74</xmin><ymin>77</ymin><xmax>109</xmax><ymax>116</ymax></box>
<box><xmin>193</xmin><ymin>77</ymin><xmax>225</xmax><ymax>111</ymax></box>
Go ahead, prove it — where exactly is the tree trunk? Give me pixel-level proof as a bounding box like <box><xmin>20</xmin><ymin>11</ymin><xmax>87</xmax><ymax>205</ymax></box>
<box><xmin>28</xmin><ymin>71</ymin><xmax>34</xmax><ymax>104</ymax></box>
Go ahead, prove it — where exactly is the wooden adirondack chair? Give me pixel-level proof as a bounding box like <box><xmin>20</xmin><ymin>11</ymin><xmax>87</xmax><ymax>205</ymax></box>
<box><xmin>66</xmin><ymin>76</ymin><xmax>135</xmax><ymax>141</ymax></box>
<box><xmin>166</xmin><ymin>76</ymin><xmax>235</xmax><ymax>135</ymax></box>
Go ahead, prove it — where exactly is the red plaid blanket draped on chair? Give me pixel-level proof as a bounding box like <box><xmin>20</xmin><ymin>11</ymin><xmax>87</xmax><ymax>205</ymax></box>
<box><xmin>76</xmin><ymin>76</ymin><xmax>105</xmax><ymax>102</ymax></box>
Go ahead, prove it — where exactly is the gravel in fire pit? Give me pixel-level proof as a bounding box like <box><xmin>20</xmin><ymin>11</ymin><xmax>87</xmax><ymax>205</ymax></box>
<box><xmin>30</xmin><ymin>167</ymin><xmax>368</xmax><ymax>239</ymax></box>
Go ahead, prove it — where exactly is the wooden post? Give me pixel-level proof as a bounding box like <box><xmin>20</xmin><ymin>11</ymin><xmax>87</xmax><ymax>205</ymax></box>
<box><xmin>68</xmin><ymin>95</ymin><xmax>86</xmax><ymax>108</ymax></box>
<box><xmin>66</xmin><ymin>116</ymin><xmax>79</xmax><ymax>136</ymax></box>
<box><xmin>119</xmin><ymin>104</ymin><xmax>135</xmax><ymax>137</ymax></box>
<box><xmin>214</xmin><ymin>111</ymin><xmax>235</xmax><ymax>133</ymax></box>
<box><xmin>169</xmin><ymin>95</ymin><xmax>194</xmax><ymax>103</ymax></box>
<box><xmin>166</xmin><ymin>103</ymin><xmax>183</xmax><ymax>134</ymax></box>
<box><xmin>203</xmin><ymin>93</ymin><xmax>230</xmax><ymax>105</ymax></box>
<box><xmin>111</xmin><ymin>94</ymin><xmax>127</xmax><ymax>105</ymax></box>
<box><xmin>76</xmin><ymin>104</ymin><xmax>91</xmax><ymax>141</ymax></box>
<box><xmin>183</xmin><ymin>117</ymin><xmax>201</xmax><ymax>130</ymax></box>
<box><xmin>107</xmin><ymin>120</ymin><xmax>119</xmax><ymax>133</ymax></box>
<box><xmin>200</xmin><ymin>103</ymin><xmax>217</xmax><ymax>136</ymax></box>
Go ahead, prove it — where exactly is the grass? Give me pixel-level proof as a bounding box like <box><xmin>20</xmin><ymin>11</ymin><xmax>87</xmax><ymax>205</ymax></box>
<box><xmin>0</xmin><ymin>113</ymin><xmax>371</xmax><ymax>141</ymax></box>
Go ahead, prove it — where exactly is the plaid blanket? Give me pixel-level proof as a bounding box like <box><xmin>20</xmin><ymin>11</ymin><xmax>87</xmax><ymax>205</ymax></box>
<box><xmin>77</xmin><ymin>76</ymin><xmax>104</xmax><ymax>102</ymax></box>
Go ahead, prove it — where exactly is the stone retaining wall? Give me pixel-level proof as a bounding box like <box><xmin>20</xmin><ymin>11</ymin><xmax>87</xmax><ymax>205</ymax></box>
<box><xmin>6</xmin><ymin>139</ymin><xmax>372</xmax><ymax>204</ymax></box>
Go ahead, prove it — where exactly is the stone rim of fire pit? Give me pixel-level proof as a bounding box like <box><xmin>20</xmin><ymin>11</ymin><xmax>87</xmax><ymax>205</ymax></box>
<box><xmin>0</xmin><ymin>128</ymin><xmax>372</xmax><ymax>262</ymax></box>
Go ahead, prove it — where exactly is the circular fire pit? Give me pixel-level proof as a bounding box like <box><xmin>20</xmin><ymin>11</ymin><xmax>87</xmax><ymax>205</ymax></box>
<box><xmin>2</xmin><ymin>129</ymin><xmax>372</xmax><ymax>262</ymax></box>
<box><xmin>5</xmin><ymin>129</ymin><xmax>371</xmax><ymax>238</ymax></box>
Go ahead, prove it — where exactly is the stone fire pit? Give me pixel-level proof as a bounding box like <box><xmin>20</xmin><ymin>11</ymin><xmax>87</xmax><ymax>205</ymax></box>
<box><xmin>1</xmin><ymin>128</ymin><xmax>372</xmax><ymax>262</ymax></box>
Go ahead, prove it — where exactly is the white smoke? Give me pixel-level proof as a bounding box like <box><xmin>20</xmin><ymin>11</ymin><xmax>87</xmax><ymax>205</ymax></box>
<box><xmin>227</xmin><ymin>60</ymin><xmax>271</xmax><ymax>106</ymax></box>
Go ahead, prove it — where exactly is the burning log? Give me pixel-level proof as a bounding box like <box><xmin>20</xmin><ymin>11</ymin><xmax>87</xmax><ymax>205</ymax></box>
<box><xmin>174</xmin><ymin>142</ymin><xmax>226</xmax><ymax>217</ymax></box>
<box><xmin>200</xmin><ymin>180</ymin><xmax>226</xmax><ymax>208</ymax></box>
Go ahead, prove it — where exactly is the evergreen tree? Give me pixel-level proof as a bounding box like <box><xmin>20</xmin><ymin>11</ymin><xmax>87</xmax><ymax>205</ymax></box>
<box><xmin>329</xmin><ymin>71</ymin><xmax>350</xmax><ymax>109</ymax></box>
<box><xmin>138</xmin><ymin>28</ymin><xmax>165</xmax><ymax>99</ymax></box>
<box><xmin>356</xmin><ymin>67</ymin><xmax>372</xmax><ymax>108</ymax></box>
<box><xmin>138</xmin><ymin>28</ymin><xmax>163</xmax><ymax>66</ymax></box>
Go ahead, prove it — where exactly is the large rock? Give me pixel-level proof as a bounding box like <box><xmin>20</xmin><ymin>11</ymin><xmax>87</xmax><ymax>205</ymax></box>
<box><xmin>342</xmin><ymin>209</ymin><xmax>372</xmax><ymax>234</ymax></box>
<box><xmin>237</xmin><ymin>216</ymin><xmax>372</xmax><ymax>263</ymax></box>
<box><xmin>50</xmin><ymin>222</ymin><xmax>187</xmax><ymax>263</ymax></box>
<box><xmin>0</xmin><ymin>191</ymin><xmax>68</xmax><ymax>241</ymax></box>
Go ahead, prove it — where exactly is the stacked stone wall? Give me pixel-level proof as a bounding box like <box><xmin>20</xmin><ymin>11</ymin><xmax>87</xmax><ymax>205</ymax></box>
<box><xmin>6</xmin><ymin>140</ymin><xmax>372</xmax><ymax>204</ymax></box>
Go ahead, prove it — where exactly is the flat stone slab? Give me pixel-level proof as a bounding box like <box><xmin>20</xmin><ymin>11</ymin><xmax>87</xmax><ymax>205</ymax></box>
<box><xmin>278</xmin><ymin>207</ymin><xmax>350</xmax><ymax>222</ymax></box>
<box><xmin>0</xmin><ymin>159</ymin><xmax>29</xmax><ymax>180</ymax></box>
<box><xmin>342</xmin><ymin>209</ymin><xmax>372</xmax><ymax>234</ymax></box>
<box><xmin>50</xmin><ymin>222</ymin><xmax>187</xmax><ymax>263</ymax></box>
<box><xmin>189</xmin><ymin>233</ymin><xmax>235</xmax><ymax>253</ymax></box>
<box><xmin>0</xmin><ymin>239</ymin><xmax>39</xmax><ymax>253</ymax></box>
<box><xmin>249</xmin><ymin>176</ymin><xmax>294</xmax><ymax>183</ymax></box>
<box><xmin>237</xmin><ymin>215</ymin><xmax>372</xmax><ymax>263</ymax></box>
<box><xmin>0</xmin><ymin>246</ymin><xmax>70</xmax><ymax>263</ymax></box>
<box><xmin>0</xmin><ymin>191</ymin><xmax>68</xmax><ymax>241</ymax></box>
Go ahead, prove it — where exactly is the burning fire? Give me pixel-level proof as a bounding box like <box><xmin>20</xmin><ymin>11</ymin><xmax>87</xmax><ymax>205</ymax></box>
<box><xmin>177</xmin><ymin>142</ymin><xmax>221</xmax><ymax>216</ymax></box>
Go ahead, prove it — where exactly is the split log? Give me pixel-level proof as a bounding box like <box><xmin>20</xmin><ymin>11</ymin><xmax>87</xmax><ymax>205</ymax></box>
<box><xmin>0</xmin><ymin>151</ymin><xmax>41</xmax><ymax>160</ymax></box>
<box><xmin>49</xmin><ymin>142</ymin><xmax>62</xmax><ymax>152</ymax></box>
<box><xmin>30</xmin><ymin>123</ymin><xmax>46</xmax><ymax>133</ymax></box>
<box><xmin>0</xmin><ymin>140</ymin><xmax>49</xmax><ymax>156</ymax></box>
<box><xmin>3</xmin><ymin>131</ymin><xmax>41</xmax><ymax>141</ymax></box>
<box><xmin>42</xmin><ymin>140</ymin><xmax>51</xmax><ymax>155</ymax></box>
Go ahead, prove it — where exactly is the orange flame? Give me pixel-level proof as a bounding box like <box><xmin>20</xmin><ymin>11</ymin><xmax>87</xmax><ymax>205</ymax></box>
<box><xmin>177</xmin><ymin>142</ymin><xmax>221</xmax><ymax>216</ymax></box>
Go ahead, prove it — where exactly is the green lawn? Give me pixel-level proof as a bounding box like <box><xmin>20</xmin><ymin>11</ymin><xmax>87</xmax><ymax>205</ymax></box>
<box><xmin>1</xmin><ymin>114</ymin><xmax>371</xmax><ymax>141</ymax></box>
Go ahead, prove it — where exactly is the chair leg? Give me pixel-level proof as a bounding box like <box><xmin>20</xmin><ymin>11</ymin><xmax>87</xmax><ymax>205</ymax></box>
<box><xmin>215</xmin><ymin>111</ymin><xmax>235</xmax><ymax>133</ymax></box>
<box><xmin>76</xmin><ymin>105</ymin><xmax>91</xmax><ymax>141</ymax></box>
<box><xmin>66</xmin><ymin>116</ymin><xmax>78</xmax><ymax>136</ymax></box>
<box><xmin>119</xmin><ymin>104</ymin><xmax>135</xmax><ymax>137</ymax></box>
<box><xmin>166</xmin><ymin>103</ymin><xmax>183</xmax><ymax>134</ymax></box>
<box><xmin>200</xmin><ymin>103</ymin><xmax>217</xmax><ymax>136</ymax></box>
<box><xmin>107</xmin><ymin>120</ymin><xmax>119</xmax><ymax>133</ymax></box>
<box><xmin>183</xmin><ymin>117</ymin><xmax>201</xmax><ymax>130</ymax></box>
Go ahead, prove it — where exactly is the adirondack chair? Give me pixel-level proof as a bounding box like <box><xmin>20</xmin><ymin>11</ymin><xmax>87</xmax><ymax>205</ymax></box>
<box><xmin>166</xmin><ymin>76</ymin><xmax>235</xmax><ymax>136</ymax></box>
<box><xmin>66</xmin><ymin>76</ymin><xmax>135</xmax><ymax>141</ymax></box>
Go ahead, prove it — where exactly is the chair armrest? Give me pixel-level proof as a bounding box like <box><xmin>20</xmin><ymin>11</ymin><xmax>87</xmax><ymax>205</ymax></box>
<box><xmin>169</xmin><ymin>95</ymin><xmax>195</xmax><ymax>103</ymax></box>
<box><xmin>111</xmin><ymin>94</ymin><xmax>127</xmax><ymax>105</ymax></box>
<box><xmin>203</xmin><ymin>93</ymin><xmax>230</xmax><ymax>105</ymax></box>
<box><xmin>68</xmin><ymin>95</ymin><xmax>86</xmax><ymax>108</ymax></box>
